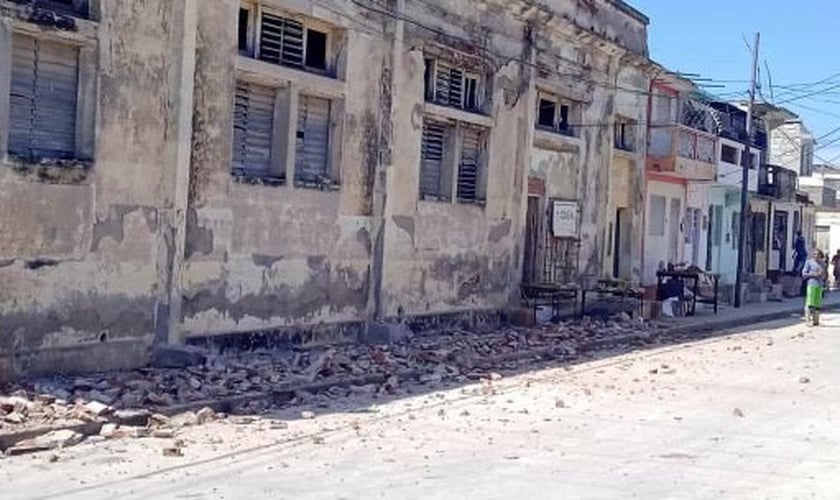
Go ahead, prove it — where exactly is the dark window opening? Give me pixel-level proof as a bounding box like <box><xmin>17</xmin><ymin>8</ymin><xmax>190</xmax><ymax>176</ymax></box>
<box><xmin>424</xmin><ymin>58</ymin><xmax>433</xmax><ymax>101</ymax></box>
<box><xmin>305</xmin><ymin>29</ymin><xmax>328</xmax><ymax>70</ymax></box>
<box><xmin>537</xmin><ymin>99</ymin><xmax>555</xmax><ymax>128</ymax></box>
<box><xmin>721</xmin><ymin>144</ymin><xmax>739</xmax><ymax>165</ymax></box>
<box><xmin>238</xmin><ymin>8</ymin><xmax>250</xmax><ymax>54</ymax></box>
<box><xmin>614</xmin><ymin>122</ymin><xmax>634</xmax><ymax>151</ymax></box>
<box><xmin>464</xmin><ymin>77</ymin><xmax>478</xmax><ymax>111</ymax></box>
<box><xmin>37</xmin><ymin>0</ymin><xmax>89</xmax><ymax>18</ymax></box>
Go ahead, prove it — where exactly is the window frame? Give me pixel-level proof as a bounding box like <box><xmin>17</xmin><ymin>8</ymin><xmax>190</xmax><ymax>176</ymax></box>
<box><xmin>720</xmin><ymin>143</ymin><xmax>739</xmax><ymax>165</ymax></box>
<box><xmin>239</xmin><ymin>2</ymin><xmax>338</xmax><ymax>79</ymax></box>
<box><xmin>0</xmin><ymin>21</ymin><xmax>97</xmax><ymax>169</ymax></box>
<box><xmin>418</xmin><ymin>116</ymin><xmax>489</xmax><ymax>205</ymax></box>
<box><xmin>424</xmin><ymin>57</ymin><xmax>485</xmax><ymax>114</ymax></box>
<box><xmin>613</xmin><ymin>116</ymin><xmax>637</xmax><ymax>152</ymax></box>
<box><xmin>230</xmin><ymin>77</ymin><xmax>342</xmax><ymax>190</ymax></box>
<box><xmin>535</xmin><ymin>91</ymin><xmax>580</xmax><ymax>138</ymax></box>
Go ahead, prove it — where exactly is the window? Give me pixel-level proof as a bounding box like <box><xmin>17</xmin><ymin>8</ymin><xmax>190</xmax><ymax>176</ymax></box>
<box><xmin>239</xmin><ymin>6</ymin><xmax>332</xmax><ymax>76</ymax></box>
<box><xmin>230</xmin><ymin>82</ymin><xmax>338</xmax><ymax>187</ymax></box>
<box><xmin>238</xmin><ymin>7</ymin><xmax>252</xmax><ymax>54</ymax></box>
<box><xmin>424</xmin><ymin>58</ymin><xmax>482</xmax><ymax>112</ymax></box>
<box><xmin>8</xmin><ymin>34</ymin><xmax>80</xmax><ymax>161</ymax></box>
<box><xmin>457</xmin><ymin>125</ymin><xmax>487</xmax><ymax>203</ymax></box>
<box><xmin>295</xmin><ymin>94</ymin><xmax>331</xmax><ymax>185</ymax></box>
<box><xmin>536</xmin><ymin>93</ymin><xmax>578</xmax><ymax>137</ymax></box>
<box><xmin>232</xmin><ymin>81</ymin><xmax>277</xmax><ymax>180</ymax></box>
<box><xmin>420</xmin><ymin>118</ymin><xmax>454</xmax><ymax>201</ymax></box>
<box><xmin>419</xmin><ymin>119</ymin><xmax>488</xmax><ymax>204</ymax></box>
<box><xmin>648</xmin><ymin>195</ymin><xmax>666</xmax><ymax>236</ymax></box>
<box><xmin>36</xmin><ymin>0</ymin><xmax>91</xmax><ymax>18</ymax></box>
<box><xmin>721</xmin><ymin>144</ymin><xmax>739</xmax><ymax>165</ymax></box>
<box><xmin>614</xmin><ymin>118</ymin><xmax>636</xmax><ymax>152</ymax></box>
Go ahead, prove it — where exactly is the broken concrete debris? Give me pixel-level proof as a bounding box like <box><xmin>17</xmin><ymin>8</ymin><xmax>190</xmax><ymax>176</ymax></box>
<box><xmin>1</xmin><ymin>315</ymin><xmax>662</xmax><ymax>455</ymax></box>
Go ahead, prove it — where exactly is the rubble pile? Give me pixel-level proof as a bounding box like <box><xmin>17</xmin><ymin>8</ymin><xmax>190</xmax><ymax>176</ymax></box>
<box><xmin>1</xmin><ymin>314</ymin><xmax>661</xmax><ymax>453</ymax></box>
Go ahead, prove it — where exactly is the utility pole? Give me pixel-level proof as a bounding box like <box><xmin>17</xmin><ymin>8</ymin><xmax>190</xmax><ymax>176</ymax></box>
<box><xmin>734</xmin><ymin>32</ymin><xmax>760</xmax><ymax>308</ymax></box>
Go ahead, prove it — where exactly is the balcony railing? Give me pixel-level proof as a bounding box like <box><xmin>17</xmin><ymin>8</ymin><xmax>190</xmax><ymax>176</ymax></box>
<box><xmin>758</xmin><ymin>164</ymin><xmax>797</xmax><ymax>200</ymax></box>
<box><xmin>650</xmin><ymin>125</ymin><xmax>716</xmax><ymax>163</ymax></box>
<box><xmin>648</xmin><ymin>124</ymin><xmax>717</xmax><ymax>180</ymax></box>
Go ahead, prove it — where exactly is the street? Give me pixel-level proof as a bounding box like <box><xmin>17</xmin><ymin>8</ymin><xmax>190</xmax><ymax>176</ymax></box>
<box><xmin>3</xmin><ymin>316</ymin><xmax>840</xmax><ymax>500</ymax></box>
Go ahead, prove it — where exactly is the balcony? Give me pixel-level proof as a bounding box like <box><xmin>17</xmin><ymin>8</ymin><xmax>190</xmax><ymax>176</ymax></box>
<box><xmin>647</xmin><ymin>125</ymin><xmax>717</xmax><ymax>180</ymax></box>
<box><xmin>758</xmin><ymin>164</ymin><xmax>798</xmax><ymax>201</ymax></box>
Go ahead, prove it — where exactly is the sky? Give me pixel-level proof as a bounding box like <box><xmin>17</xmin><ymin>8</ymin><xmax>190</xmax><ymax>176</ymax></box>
<box><xmin>630</xmin><ymin>0</ymin><xmax>840</xmax><ymax>165</ymax></box>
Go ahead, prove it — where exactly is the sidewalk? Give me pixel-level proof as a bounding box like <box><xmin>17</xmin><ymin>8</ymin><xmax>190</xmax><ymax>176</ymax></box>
<box><xmin>657</xmin><ymin>289</ymin><xmax>840</xmax><ymax>335</ymax></box>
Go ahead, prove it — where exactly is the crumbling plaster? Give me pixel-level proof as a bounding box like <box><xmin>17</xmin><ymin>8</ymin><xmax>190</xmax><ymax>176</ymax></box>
<box><xmin>0</xmin><ymin>0</ymin><xmax>651</xmax><ymax>380</ymax></box>
<box><xmin>0</xmin><ymin>0</ymin><xmax>195</xmax><ymax>380</ymax></box>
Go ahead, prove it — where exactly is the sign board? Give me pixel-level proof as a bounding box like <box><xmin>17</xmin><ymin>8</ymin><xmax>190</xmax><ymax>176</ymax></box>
<box><xmin>551</xmin><ymin>201</ymin><xmax>578</xmax><ymax>237</ymax></box>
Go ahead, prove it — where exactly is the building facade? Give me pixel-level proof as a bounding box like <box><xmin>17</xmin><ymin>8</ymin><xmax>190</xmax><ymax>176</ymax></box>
<box><xmin>0</xmin><ymin>0</ymin><xmax>650</xmax><ymax>380</ymax></box>
<box><xmin>642</xmin><ymin>74</ymin><xmax>717</xmax><ymax>284</ymax></box>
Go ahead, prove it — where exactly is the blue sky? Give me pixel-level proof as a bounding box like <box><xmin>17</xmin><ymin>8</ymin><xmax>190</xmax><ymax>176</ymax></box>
<box><xmin>631</xmin><ymin>0</ymin><xmax>840</xmax><ymax>164</ymax></box>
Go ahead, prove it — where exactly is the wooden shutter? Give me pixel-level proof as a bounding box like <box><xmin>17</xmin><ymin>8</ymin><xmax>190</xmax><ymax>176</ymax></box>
<box><xmin>9</xmin><ymin>35</ymin><xmax>78</xmax><ymax>160</ymax></box>
<box><xmin>295</xmin><ymin>94</ymin><xmax>331</xmax><ymax>183</ymax></box>
<box><xmin>232</xmin><ymin>81</ymin><xmax>276</xmax><ymax>178</ymax></box>
<box><xmin>420</xmin><ymin>120</ymin><xmax>448</xmax><ymax>200</ymax></box>
<box><xmin>259</xmin><ymin>12</ymin><xmax>305</xmax><ymax>68</ymax></box>
<box><xmin>458</xmin><ymin>126</ymin><xmax>485</xmax><ymax>202</ymax></box>
<box><xmin>434</xmin><ymin>62</ymin><xmax>463</xmax><ymax>108</ymax></box>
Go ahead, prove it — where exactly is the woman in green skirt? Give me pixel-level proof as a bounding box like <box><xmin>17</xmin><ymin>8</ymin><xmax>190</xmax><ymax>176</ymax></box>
<box><xmin>802</xmin><ymin>249</ymin><xmax>828</xmax><ymax>326</ymax></box>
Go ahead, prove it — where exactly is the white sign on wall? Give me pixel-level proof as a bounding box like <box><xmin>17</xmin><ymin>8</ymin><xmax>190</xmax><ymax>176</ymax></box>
<box><xmin>552</xmin><ymin>200</ymin><xmax>578</xmax><ymax>237</ymax></box>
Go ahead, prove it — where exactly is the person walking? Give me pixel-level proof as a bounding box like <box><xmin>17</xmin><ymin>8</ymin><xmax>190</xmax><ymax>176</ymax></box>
<box><xmin>802</xmin><ymin>249</ymin><xmax>827</xmax><ymax>326</ymax></box>
<box><xmin>793</xmin><ymin>231</ymin><xmax>808</xmax><ymax>275</ymax></box>
<box><xmin>832</xmin><ymin>249</ymin><xmax>840</xmax><ymax>290</ymax></box>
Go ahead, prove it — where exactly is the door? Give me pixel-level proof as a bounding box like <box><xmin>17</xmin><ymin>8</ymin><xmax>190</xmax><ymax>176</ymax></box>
<box><xmin>668</xmin><ymin>198</ymin><xmax>682</xmax><ymax>263</ymax></box>
<box><xmin>522</xmin><ymin>196</ymin><xmax>541</xmax><ymax>284</ymax></box>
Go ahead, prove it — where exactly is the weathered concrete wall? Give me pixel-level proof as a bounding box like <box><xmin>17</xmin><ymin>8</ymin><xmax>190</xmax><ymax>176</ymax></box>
<box><xmin>0</xmin><ymin>0</ymin><xmax>195</xmax><ymax>379</ymax></box>
<box><xmin>379</xmin><ymin>1</ymin><xmax>529</xmax><ymax>318</ymax></box>
<box><xmin>604</xmin><ymin>63</ymin><xmax>648</xmax><ymax>282</ymax></box>
<box><xmin>181</xmin><ymin>0</ymin><xmax>377</xmax><ymax>337</ymax></box>
<box><xmin>0</xmin><ymin>0</ymin><xmax>651</xmax><ymax>379</ymax></box>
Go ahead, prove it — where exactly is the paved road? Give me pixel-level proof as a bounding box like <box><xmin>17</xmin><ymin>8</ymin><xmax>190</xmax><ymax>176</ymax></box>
<box><xmin>4</xmin><ymin>316</ymin><xmax>840</xmax><ymax>500</ymax></box>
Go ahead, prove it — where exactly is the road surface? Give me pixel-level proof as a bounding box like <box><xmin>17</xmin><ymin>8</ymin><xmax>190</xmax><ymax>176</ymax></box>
<box><xmin>3</xmin><ymin>316</ymin><xmax>840</xmax><ymax>500</ymax></box>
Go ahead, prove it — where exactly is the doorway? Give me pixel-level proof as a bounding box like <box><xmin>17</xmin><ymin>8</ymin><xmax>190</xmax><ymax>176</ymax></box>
<box><xmin>613</xmin><ymin>208</ymin><xmax>632</xmax><ymax>279</ymax></box>
<box><xmin>668</xmin><ymin>198</ymin><xmax>682</xmax><ymax>263</ymax></box>
<box><xmin>522</xmin><ymin>196</ymin><xmax>540</xmax><ymax>284</ymax></box>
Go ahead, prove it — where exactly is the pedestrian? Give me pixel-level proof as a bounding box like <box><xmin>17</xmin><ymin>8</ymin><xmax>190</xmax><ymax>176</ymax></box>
<box><xmin>832</xmin><ymin>250</ymin><xmax>840</xmax><ymax>290</ymax></box>
<box><xmin>793</xmin><ymin>231</ymin><xmax>807</xmax><ymax>274</ymax></box>
<box><xmin>802</xmin><ymin>249</ymin><xmax>827</xmax><ymax>326</ymax></box>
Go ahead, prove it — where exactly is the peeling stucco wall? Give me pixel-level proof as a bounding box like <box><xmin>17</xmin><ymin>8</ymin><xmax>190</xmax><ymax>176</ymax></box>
<box><xmin>0</xmin><ymin>0</ymin><xmax>651</xmax><ymax>380</ymax></box>
<box><xmin>180</xmin><ymin>0</ymin><xmax>379</xmax><ymax>336</ymax></box>
<box><xmin>0</xmin><ymin>0</ymin><xmax>195</xmax><ymax>380</ymax></box>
